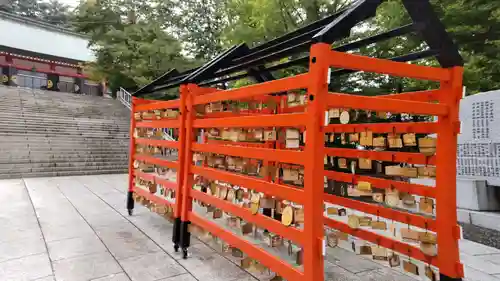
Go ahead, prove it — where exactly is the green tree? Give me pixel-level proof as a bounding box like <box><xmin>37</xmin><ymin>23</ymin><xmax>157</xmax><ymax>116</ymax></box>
<box><xmin>74</xmin><ymin>0</ymin><xmax>196</xmax><ymax>95</ymax></box>
<box><xmin>369</xmin><ymin>0</ymin><xmax>500</xmax><ymax>94</ymax></box>
<box><xmin>4</xmin><ymin>0</ymin><xmax>73</xmax><ymax>27</ymax></box>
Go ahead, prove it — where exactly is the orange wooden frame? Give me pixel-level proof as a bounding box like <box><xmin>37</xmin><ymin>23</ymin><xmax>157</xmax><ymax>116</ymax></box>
<box><xmin>128</xmin><ymin>43</ymin><xmax>464</xmax><ymax>280</ymax></box>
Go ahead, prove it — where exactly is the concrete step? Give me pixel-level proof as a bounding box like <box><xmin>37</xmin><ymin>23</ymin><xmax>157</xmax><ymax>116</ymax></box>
<box><xmin>0</xmin><ymin>131</ymin><xmax>129</xmax><ymax>138</ymax></box>
<box><xmin>0</xmin><ymin>168</ymin><xmax>128</xmax><ymax>179</ymax></box>
<box><xmin>0</xmin><ymin>164</ymin><xmax>128</xmax><ymax>174</ymax></box>
<box><xmin>0</xmin><ymin>114</ymin><xmax>129</xmax><ymax>123</ymax></box>
<box><xmin>0</xmin><ymin>161</ymin><xmax>127</xmax><ymax>169</ymax></box>
<box><xmin>0</xmin><ymin>155</ymin><xmax>128</xmax><ymax>164</ymax></box>
<box><xmin>0</xmin><ymin>138</ymin><xmax>128</xmax><ymax>144</ymax></box>
<box><xmin>0</xmin><ymin>127</ymin><xmax>127</xmax><ymax>135</ymax></box>
<box><xmin>1</xmin><ymin>148</ymin><xmax>128</xmax><ymax>154</ymax></box>
<box><xmin>0</xmin><ymin>133</ymin><xmax>129</xmax><ymax>140</ymax></box>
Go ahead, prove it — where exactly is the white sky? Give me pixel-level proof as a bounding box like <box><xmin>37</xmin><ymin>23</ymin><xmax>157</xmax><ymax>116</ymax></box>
<box><xmin>58</xmin><ymin>0</ymin><xmax>80</xmax><ymax>8</ymax></box>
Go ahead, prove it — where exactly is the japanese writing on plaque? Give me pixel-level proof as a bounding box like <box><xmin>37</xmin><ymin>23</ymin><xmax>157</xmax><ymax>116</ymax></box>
<box><xmin>472</xmin><ymin>101</ymin><xmax>494</xmax><ymax>139</ymax></box>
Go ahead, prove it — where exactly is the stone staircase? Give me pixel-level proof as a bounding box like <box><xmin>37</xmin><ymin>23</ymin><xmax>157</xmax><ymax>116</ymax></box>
<box><xmin>0</xmin><ymin>86</ymin><xmax>130</xmax><ymax>179</ymax></box>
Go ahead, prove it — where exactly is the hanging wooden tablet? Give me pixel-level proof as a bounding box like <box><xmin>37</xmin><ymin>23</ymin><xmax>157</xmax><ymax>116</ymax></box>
<box><xmin>403</xmin><ymin>133</ymin><xmax>417</xmax><ymax>146</ymax></box>
<box><xmin>388</xmin><ymin>134</ymin><xmax>403</xmax><ymax>148</ymax></box>
<box><xmin>283</xmin><ymin>168</ymin><xmax>300</xmax><ymax>181</ymax></box>
<box><xmin>349</xmin><ymin>133</ymin><xmax>359</xmax><ymax>142</ymax></box>
<box><xmin>133</xmin><ymin>112</ymin><xmax>142</xmax><ymax>120</ymax></box>
<box><xmin>231</xmin><ymin>248</ymin><xmax>244</xmax><ymax>258</ymax></box>
<box><xmin>348</xmin><ymin>215</ymin><xmax>360</xmax><ymax>229</ymax></box>
<box><xmin>360</xmin><ymin>245</ymin><xmax>372</xmax><ymax>255</ymax></box>
<box><xmin>419</xmin><ymin>137</ymin><xmax>437</xmax><ymax>156</ymax></box>
<box><xmin>385</xmin><ymin>190</ymin><xmax>400</xmax><ymax>207</ymax></box>
<box><xmin>371</xmin><ymin>221</ymin><xmax>387</xmax><ymax>230</ymax></box>
<box><xmin>372</xmin><ymin>246</ymin><xmax>388</xmax><ymax>261</ymax></box>
<box><xmin>402</xmin><ymin>193</ymin><xmax>417</xmax><ymax>207</ymax></box>
<box><xmin>226</xmin><ymin>189</ymin><xmax>236</xmax><ymax>202</ymax></box>
<box><xmin>327</xmin><ymin>207</ymin><xmax>339</xmax><ymax>216</ymax></box>
<box><xmin>213</xmin><ymin>209</ymin><xmax>223</xmax><ymax>219</ymax></box>
<box><xmin>389</xmin><ymin>254</ymin><xmax>401</xmax><ymax>267</ymax></box>
<box><xmin>401</xmin><ymin>228</ymin><xmax>420</xmax><ymax>242</ymax></box>
<box><xmin>418</xmin><ymin>166</ymin><xmax>436</xmax><ymax>178</ymax></box>
<box><xmin>356</xmin><ymin>181</ymin><xmax>372</xmax><ymax>192</ymax></box>
<box><xmin>263</xmin><ymin>130</ymin><xmax>277</xmax><ymax>141</ymax></box>
<box><xmin>372</xmin><ymin>193</ymin><xmax>384</xmax><ymax>203</ymax></box>
<box><xmin>373</xmin><ymin>136</ymin><xmax>386</xmax><ymax>148</ymax></box>
<box><xmin>338</xmin><ymin>208</ymin><xmax>347</xmax><ymax>216</ymax></box>
<box><xmin>419</xmin><ymin>198</ymin><xmax>434</xmax><ymax>214</ymax></box>
<box><xmin>418</xmin><ymin>232</ymin><xmax>437</xmax><ymax>244</ymax></box>
<box><xmin>250</xmin><ymin>193</ymin><xmax>261</xmax><ymax>204</ymax></box>
<box><xmin>425</xmin><ymin>266</ymin><xmax>437</xmax><ymax>281</ymax></box>
<box><xmin>360</xmin><ymin>131</ymin><xmax>373</xmax><ymax>146</ymax></box>
<box><xmin>281</xmin><ymin>206</ymin><xmax>294</xmax><ymax>226</ymax></box>
<box><xmin>403</xmin><ymin>260</ymin><xmax>419</xmax><ymax>275</ymax></box>
<box><xmin>294</xmin><ymin>208</ymin><xmax>304</xmax><ymax>224</ymax></box>
<box><xmin>241</xmin><ymin>223</ymin><xmax>253</xmax><ymax>235</ymax></box>
<box><xmin>420</xmin><ymin>242</ymin><xmax>437</xmax><ymax>256</ymax></box>
<box><xmin>296</xmin><ymin>249</ymin><xmax>304</xmax><ymax>266</ymax></box>
<box><xmin>338</xmin><ymin>158</ymin><xmax>348</xmax><ymax>169</ymax></box>
<box><xmin>241</xmin><ymin>257</ymin><xmax>253</xmax><ymax>269</ymax></box>
<box><xmin>260</xmin><ymin>197</ymin><xmax>275</xmax><ymax>209</ymax></box>
<box><xmin>359</xmin><ymin>217</ymin><xmax>372</xmax><ymax>227</ymax></box>
<box><xmin>358</xmin><ymin>158</ymin><xmax>372</xmax><ymax>170</ymax></box>
<box><xmin>250</xmin><ymin>203</ymin><xmax>260</xmax><ymax>215</ymax></box>
<box><xmin>235</xmin><ymin>189</ymin><xmax>244</xmax><ymax>201</ymax></box>
<box><xmin>219</xmin><ymin>186</ymin><xmax>228</xmax><ymax>200</ymax></box>
<box><xmin>329</xmin><ymin>108</ymin><xmax>340</xmax><ymax>118</ymax></box>
<box><xmin>327</xmin><ymin>232</ymin><xmax>338</xmax><ymax>248</ymax></box>
<box><xmin>338</xmin><ymin>232</ymin><xmax>349</xmax><ymax>241</ymax></box>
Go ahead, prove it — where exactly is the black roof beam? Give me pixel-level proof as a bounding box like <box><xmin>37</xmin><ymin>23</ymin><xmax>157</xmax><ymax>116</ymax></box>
<box><xmin>313</xmin><ymin>0</ymin><xmax>384</xmax><ymax>43</ymax></box>
<box><xmin>248</xmin><ymin>7</ymin><xmax>349</xmax><ymax>54</ymax></box>
<box><xmin>183</xmin><ymin>43</ymin><xmax>249</xmax><ymax>83</ymax></box>
<box><xmin>329</xmin><ymin>49</ymin><xmax>439</xmax><ymax>77</ymax></box>
<box><xmin>401</xmin><ymin>0</ymin><xmax>463</xmax><ymax>67</ymax></box>
<box><xmin>134</xmin><ymin>68</ymin><xmax>179</xmax><ymax>96</ymax></box>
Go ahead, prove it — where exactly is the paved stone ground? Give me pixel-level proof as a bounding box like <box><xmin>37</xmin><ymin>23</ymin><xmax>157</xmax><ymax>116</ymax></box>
<box><xmin>1</xmin><ymin>174</ymin><xmax>500</xmax><ymax>281</ymax></box>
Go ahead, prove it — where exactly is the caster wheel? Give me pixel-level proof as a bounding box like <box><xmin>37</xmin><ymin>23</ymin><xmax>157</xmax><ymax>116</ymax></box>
<box><xmin>182</xmin><ymin>248</ymin><xmax>188</xmax><ymax>259</ymax></box>
<box><xmin>174</xmin><ymin>244</ymin><xmax>179</xmax><ymax>253</ymax></box>
<box><xmin>128</xmin><ymin>209</ymin><xmax>133</xmax><ymax>216</ymax></box>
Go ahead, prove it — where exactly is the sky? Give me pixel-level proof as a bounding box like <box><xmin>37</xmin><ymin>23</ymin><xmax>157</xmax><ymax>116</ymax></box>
<box><xmin>58</xmin><ymin>0</ymin><xmax>80</xmax><ymax>8</ymax></box>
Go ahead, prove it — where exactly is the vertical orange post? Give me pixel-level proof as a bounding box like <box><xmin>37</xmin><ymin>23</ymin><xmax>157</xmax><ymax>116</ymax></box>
<box><xmin>126</xmin><ymin>97</ymin><xmax>137</xmax><ymax>214</ymax></box>
<box><xmin>436</xmin><ymin>66</ymin><xmax>464</xmax><ymax>279</ymax></box>
<box><xmin>175</xmin><ymin>87</ymin><xmax>187</xmax><ymax>219</ymax></box>
<box><xmin>173</xmin><ymin>85</ymin><xmax>188</xmax><ymax>251</ymax></box>
<box><xmin>303</xmin><ymin>43</ymin><xmax>330</xmax><ymax>281</ymax></box>
<box><xmin>179</xmin><ymin>84</ymin><xmax>196</xmax><ymax>257</ymax></box>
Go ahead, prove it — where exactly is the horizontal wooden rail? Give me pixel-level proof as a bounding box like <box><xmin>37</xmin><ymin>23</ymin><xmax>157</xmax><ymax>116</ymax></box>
<box><xmin>206</xmin><ymin>139</ymin><xmax>270</xmax><ymax>148</ymax></box>
<box><xmin>323</xmin><ymin>217</ymin><xmax>438</xmax><ymax>267</ymax></box>
<box><xmin>324</xmin><ymin>170</ymin><xmax>435</xmax><ymax>198</ymax></box>
<box><xmin>324</xmin><ymin>122</ymin><xmax>438</xmax><ymax>134</ymax></box>
<box><xmin>133</xmin><ymin>170</ymin><xmax>155</xmax><ymax>182</ymax></box>
<box><xmin>192</xmin><ymin>113</ymin><xmax>307</xmax><ymax>128</ymax></box>
<box><xmin>134</xmin><ymin>186</ymin><xmax>174</xmax><ymax>207</ymax></box>
<box><xmin>135</xmin><ymin>138</ymin><xmax>179</xmax><ymax>149</ymax></box>
<box><xmin>134</xmin><ymin>170</ymin><xmax>177</xmax><ymax>191</ymax></box>
<box><xmin>324</xmin><ymin>194</ymin><xmax>436</xmax><ymax>231</ymax></box>
<box><xmin>202</xmin><ymin>109</ymin><xmax>274</xmax><ymax>119</ymax></box>
<box><xmin>134</xmin><ymin>154</ymin><xmax>179</xmax><ymax>169</ymax></box>
<box><xmin>379</xmin><ymin>89</ymin><xmax>441</xmax><ymax>102</ymax></box>
<box><xmin>192</xmin><ymin>143</ymin><xmax>305</xmax><ymax>165</ymax></box>
<box><xmin>191</xmin><ymin>166</ymin><xmax>305</xmax><ymax>204</ymax></box>
<box><xmin>135</xmin><ymin>100</ymin><xmax>181</xmax><ymax>111</ymax></box>
<box><xmin>189</xmin><ymin>213</ymin><xmax>304</xmax><ymax>281</ymax></box>
<box><xmin>282</xmin><ymin>105</ymin><xmax>306</xmax><ymax>114</ymax></box>
<box><xmin>324</xmin><ymin>147</ymin><xmax>436</xmax><ymax>165</ymax></box>
<box><xmin>327</xmin><ymin>93</ymin><xmax>448</xmax><ymax>116</ymax></box>
<box><xmin>136</xmin><ymin>120</ymin><xmax>180</xmax><ymax>129</ymax></box>
<box><xmin>192</xmin><ymin>74</ymin><xmax>310</xmax><ymax>105</ymax></box>
<box><xmin>191</xmin><ymin>189</ymin><xmax>304</xmax><ymax>244</ymax></box>
<box><xmin>327</xmin><ymin>50</ymin><xmax>450</xmax><ymax>82</ymax></box>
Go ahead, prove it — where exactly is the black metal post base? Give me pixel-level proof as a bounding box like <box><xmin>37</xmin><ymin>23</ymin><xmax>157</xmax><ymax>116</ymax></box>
<box><xmin>172</xmin><ymin>217</ymin><xmax>181</xmax><ymax>253</ymax></box>
<box><xmin>126</xmin><ymin>191</ymin><xmax>134</xmax><ymax>216</ymax></box>
<box><xmin>439</xmin><ymin>274</ymin><xmax>462</xmax><ymax>281</ymax></box>
<box><xmin>179</xmin><ymin>221</ymin><xmax>191</xmax><ymax>259</ymax></box>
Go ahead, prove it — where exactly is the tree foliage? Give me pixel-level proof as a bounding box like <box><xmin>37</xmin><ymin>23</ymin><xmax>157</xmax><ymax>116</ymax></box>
<box><xmin>2</xmin><ymin>0</ymin><xmax>498</xmax><ymax>95</ymax></box>
<box><xmin>2</xmin><ymin>0</ymin><xmax>73</xmax><ymax>27</ymax></box>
